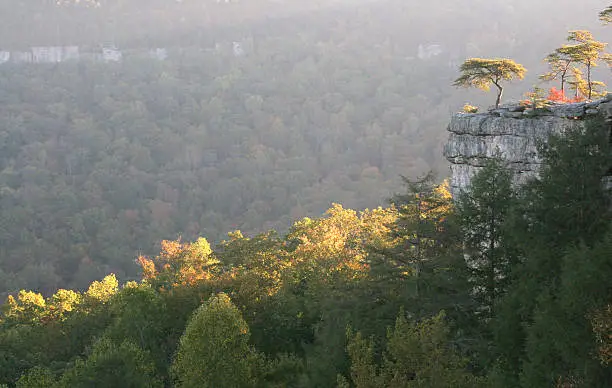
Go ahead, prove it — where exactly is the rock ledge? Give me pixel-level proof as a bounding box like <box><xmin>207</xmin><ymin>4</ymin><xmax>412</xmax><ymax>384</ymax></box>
<box><xmin>444</xmin><ymin>94</ymin><xmax>612</xmax><ymax>196</ymax></box>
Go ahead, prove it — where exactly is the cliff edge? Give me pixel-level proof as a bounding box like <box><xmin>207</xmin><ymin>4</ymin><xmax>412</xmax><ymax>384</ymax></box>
<box><xmin>444</xmin><ymin>94</ymin><xmax>612</xmax><ymax>197</ymax></box>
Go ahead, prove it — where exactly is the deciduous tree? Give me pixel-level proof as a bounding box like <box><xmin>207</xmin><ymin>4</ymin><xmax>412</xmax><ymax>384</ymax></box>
<box><xmin>57</xmin><ymin>338</ymin><xmax>162</xmax><ymax>388</ymax></box>
<box><xmin>84</xmin><ymin>274</ymin><xmax>118</xmax><ymax>305</ymax></box>
<box><xmin>16</xmin><ymin>367</ymin><xmax>56</xmax><ymax>388</ymax></box>
<box><xmin>172</xmin><ymin>293</ymin><xmax>262</xmax><ymax>388</ymax></box>
<box><xmin>591</xmin><ymin>303</ymin><xmax>612</xmax><ymax>366</ymax></box>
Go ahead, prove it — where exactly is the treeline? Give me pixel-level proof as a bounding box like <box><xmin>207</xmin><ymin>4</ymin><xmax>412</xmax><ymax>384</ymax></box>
<box><xmin>1</xmin><ymin>116</ymin><xmax>610</xmax><ymax>387</ymax></box>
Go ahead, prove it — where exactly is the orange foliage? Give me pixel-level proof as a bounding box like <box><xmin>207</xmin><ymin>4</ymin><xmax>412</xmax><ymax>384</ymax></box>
<box><xmin>137</xmin><ymin>238</ymin><xmax>218</xmax><ymax>287</ymax></box>
<box><xmin>137</xmin><ymin>256</ymin><xmax>157</xmax><ymax>280</ymax></box>
<box><xmin>547</xmin><ymin>87</ymin><xmax>585</xmax><ymax>103</ymax></box>
<box><xmin>547</xmin><ymin>87</ymin><xmax>567</xmax><ymax>102</ymax></box>
<box><xmin>521</xmin><ymin>87</ymin><xmax>586</xmax><ymax>107</ymax></box>
<box><xmin>160</xmin><ymin>239</ymin><xmax>184</xmax><ymax>259</ymax></box>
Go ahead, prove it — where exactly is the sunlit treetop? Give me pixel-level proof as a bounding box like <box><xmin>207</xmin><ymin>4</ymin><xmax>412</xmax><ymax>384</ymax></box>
<box><xmin>454</xmin><ymin>58</ymin><xmax>526</xmax><ymax>108</ymax></box>
<box><xmin>454</xmin><ymin>58</ymin><xmax>526</xmax><ymax>90</ymax></box>
<box><xmin>137</xmin><ymin>237</ymin><xmax>220</xmax><ymax>288</ymax></box>
<box><xmin>85</xmin><ymin>274</ymin><xmax>119</xmax><ymax>303</ymax></box>
<box><xmin>561</xmin><ymin>30</ymin><xmax>608</xmax><ymax>99</ymax></box>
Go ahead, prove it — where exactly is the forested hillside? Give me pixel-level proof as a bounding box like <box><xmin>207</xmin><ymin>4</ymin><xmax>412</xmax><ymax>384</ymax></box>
<box><xmin>1</xmin><ymin>1</ymin><xmax>611</xmax><ymax>386</ymax></box>
<box><xmin>0</xmin><ymin>0</ymin><xmax>608</xmax><ymax>296</ymax></box>
<box><xmin>1</xmin><ymin>116</ymin><xmax>610</xmax><ymax>387</ymax></box>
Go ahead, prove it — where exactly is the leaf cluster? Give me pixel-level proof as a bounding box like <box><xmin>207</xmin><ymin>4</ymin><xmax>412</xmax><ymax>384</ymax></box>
<box><xmin>453</xmin><ymin>58</ymin><xmax>526</xmax><ymax>91</ymax></box>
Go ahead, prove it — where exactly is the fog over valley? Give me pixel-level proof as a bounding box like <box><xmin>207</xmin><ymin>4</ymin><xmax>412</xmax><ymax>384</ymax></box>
<box><xmin>0</xmin><ymin>3</ymin><xmax>611</xmax><ymax>386</ymax></box>
<box><xmin>0</xmin><ymin>0</ymin><xmax>608</xmax><ymax>292</ymax></box>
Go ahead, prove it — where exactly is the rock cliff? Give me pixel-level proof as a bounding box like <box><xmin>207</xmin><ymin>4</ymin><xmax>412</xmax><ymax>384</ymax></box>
<box><xmin>444</xmin><ymin>94</ymin><xmax>612</xmax><ymax>197</ymax></box>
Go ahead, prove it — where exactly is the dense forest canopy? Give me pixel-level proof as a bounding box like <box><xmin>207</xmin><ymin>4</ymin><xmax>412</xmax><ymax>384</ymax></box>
<box><xmin>0</xmin><ymin>0</ymin><xmax>609</xmax><ymax>297</ymax></box>
<box><xmin>0</xmin><ymin>116</ymin><xmax>610</xmax><ymax>387</ymax></box>
<box><xmin>0</xmin><ymin>1</ymin><xmax>611</xmax><ymax>387</ymax></box>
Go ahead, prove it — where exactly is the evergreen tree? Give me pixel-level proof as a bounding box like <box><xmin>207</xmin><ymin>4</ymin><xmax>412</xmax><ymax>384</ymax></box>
<box><xmin>566</xmin><ymin>66</ymin><xmax>590</xmax><ymax>100</ymax></box>
<box><xmin>385</xmin><ymin>175</ymin><xmax>459</xmax><ymax>300</ymax></box>
<box><xmin>491</xmin><ymin>117</ymin><xmax>611</xmax><ymax>386</ymax></box>
<box><xmin>562</xmin><ymin>30</ymin><xmax>608</xmax><ymax>99</ymax></box>
<box><xmin>454</xmin><ymin>58</ymin><xmax>526</xmax><ymax>108</ymax></box>
<box><xmin>521</xmin><ymin>229</ymin><xmax>612</xmax><ymax>387</ymax></box>
<box><xmin>375</xmin><ymin>176</ymin><xmax>475</xmax><ymax>359</ymax></box>
<box><xmin>540</xmin><ymin>50</ymin><xmax>575</xmax><ymax>94</ymax></box>
<box><xmin>342</xmin><ymin>311</ymin><xmax>486</xmax><ymax>388</ymax></box>
<box><xmin>457</xmin><ymin>158</ymin><xmax>517</xmax><ymax>321</ymax></box>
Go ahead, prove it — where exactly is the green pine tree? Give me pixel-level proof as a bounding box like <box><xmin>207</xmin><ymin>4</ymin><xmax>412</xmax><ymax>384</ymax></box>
<box><xmin>457</xmin><ymin>158</ymin><xmax>517</xmax><ymax>321</ymax></box>
<box><xmin>520</xmin><ymin>228</ymin><xmax>612</xmax><ymax>387</ymax></box>
<box><xmin>491</xmin><ymin>117</ymin><xmax>611</xmax><ymax>386</ymax></box>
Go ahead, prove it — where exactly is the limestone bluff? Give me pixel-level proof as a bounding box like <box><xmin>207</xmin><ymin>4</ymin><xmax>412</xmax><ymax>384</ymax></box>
<box><xmin>444</xmin><ymin>94</ymin><xmax>612</xmax><ymax>197</ymax></box>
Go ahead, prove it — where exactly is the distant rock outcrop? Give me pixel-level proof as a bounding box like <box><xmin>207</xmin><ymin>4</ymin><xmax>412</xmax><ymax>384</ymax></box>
<box><xmin>444</xmin><ymin>94</ymin><xmax>612</xmax><ymax>197</ymax></box>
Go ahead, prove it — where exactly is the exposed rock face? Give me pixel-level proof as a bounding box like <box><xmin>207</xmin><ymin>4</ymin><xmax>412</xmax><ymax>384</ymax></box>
<box><xmin>444</xmin><ymin>94</ymin><xmax>612</xmax><ymax>197</ymax></box>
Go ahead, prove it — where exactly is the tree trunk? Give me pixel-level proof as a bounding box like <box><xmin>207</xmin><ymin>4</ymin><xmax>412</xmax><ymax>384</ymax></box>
<box><xmin>488</xmin><ymin>195</ymin><xmax>498</xmax><ymax>318</ymax></box>
<box><xmin>493</xmin><ymin>81</ymin><xmax>503</xmax><ymax>109</ymax></box>
<box><xmin>415</xmin><ymin>194</ymin><xmax>422</xmax><ymax>298</ymax></box>
<box><xmin>560</xmin><ymin>72</ymin><xmax>566</xmax><ymax>96</ymax></box>
<box><xmin>560</xmin><ymin>60</ymin><xmax>571</xmax><ymax>98</ymax></box>
<box><xmin>587</xmin><ymin>62</ymin><xmax>592</xmax><ymax>100</ymax></box>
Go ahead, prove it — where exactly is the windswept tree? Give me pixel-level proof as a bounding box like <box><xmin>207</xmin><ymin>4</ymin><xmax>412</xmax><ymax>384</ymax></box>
<box><xmin>540</xmin><ymin>50</ymin><xmax>574</xmax><ymax>95</ymax></box>
<box><xmin>563</xmin><ymin>30</ymin><xmax>607</xmax><ymax>99</ymax></box>
<box><xmin>454</xmin><ymin>58</ymin><xmax>526</xmax><ymax>109</ymax></box>
<box><xmin>567</xmin><ymin>67</ymin><xmax>590</xmax><ymax>100</ymax></box>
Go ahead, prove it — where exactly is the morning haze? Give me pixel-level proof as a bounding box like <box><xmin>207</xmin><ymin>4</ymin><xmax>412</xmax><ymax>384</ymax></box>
<box><xmin>0</xmin><ymin>2</ymin><xmax>611</xmax><ymax>386</ymax></box>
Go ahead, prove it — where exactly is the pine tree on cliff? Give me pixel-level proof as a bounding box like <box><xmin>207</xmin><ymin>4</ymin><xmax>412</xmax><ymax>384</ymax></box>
<box><xmin>562</xmin><ymin>31</ymin><xmax>607</xmax><ymax>100</ymax></box>
<box><xmin>454</xmin><ymin>58</ymin><xmax>526</xmax><ymax>109</ymax></box>
<box><xmin>540</xmin><ymin>50</ymin><xmax>574</xmax><ymax>95</ymax></box>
